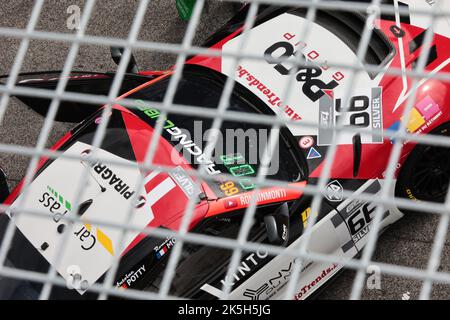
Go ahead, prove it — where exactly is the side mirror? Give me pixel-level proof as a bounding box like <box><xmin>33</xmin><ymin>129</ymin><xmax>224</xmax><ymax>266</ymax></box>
<box><xmin>264</xmin><ymin>203</ymin><xmax>289</xmax><ymax>246</ymax></box>
<box><xmin>110</xmin><ymin>47</ymin><xmax>139</xmax><ymax>74</ymax></box>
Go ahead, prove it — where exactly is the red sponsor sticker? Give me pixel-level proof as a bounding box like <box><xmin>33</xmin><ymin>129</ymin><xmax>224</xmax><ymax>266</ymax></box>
<box><xmin>224</xmin><ymin>198</ymin><xmax>238</xmax><ymax>209</ymax></box>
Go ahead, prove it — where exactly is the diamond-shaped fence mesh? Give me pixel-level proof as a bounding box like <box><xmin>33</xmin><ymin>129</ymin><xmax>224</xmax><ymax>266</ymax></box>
<box><xmin>0</xmin><ymin>0</ymin><xmax>449</xmax><ymax>300</ymax></box>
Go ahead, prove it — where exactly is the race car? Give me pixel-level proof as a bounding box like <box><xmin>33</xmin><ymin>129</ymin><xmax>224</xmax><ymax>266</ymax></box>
<box><xmin>0</xmin><ymin>0</ymin><xmax>449</xmax><ymax>300</ymax></box>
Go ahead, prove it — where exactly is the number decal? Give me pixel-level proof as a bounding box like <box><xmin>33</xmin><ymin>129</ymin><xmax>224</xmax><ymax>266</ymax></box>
<box><xmin>347</xmin><ymin>203</ymin><xmax>375</xmax><ymax>235</ymax></box>
<box><xmin>335</xmin><ymin>95</ymin><xmax>371</xmax><ymax>128</ymax></box>
<box><xmin>220</xmin><ymin>181</ymin><xmax>239</xmax><ymax>196</ymax></box>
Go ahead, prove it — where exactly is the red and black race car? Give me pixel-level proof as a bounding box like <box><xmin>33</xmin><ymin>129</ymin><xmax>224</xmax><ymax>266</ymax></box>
<box><xmin>0</xmin><ymin>1</ymin><xmax>449</xmax><ymax>299</ymax></box>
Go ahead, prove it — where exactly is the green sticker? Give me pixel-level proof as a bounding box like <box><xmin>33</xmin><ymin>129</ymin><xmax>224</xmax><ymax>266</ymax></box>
<box><xmin>176</xmin><ymin>0</ymin><xmax>196</xmax><ymax>21</ymax></box>
<box><xmin>47</xmin><ymin>185</ymin><xmax>72</xmax><ymax>212</ymax></box>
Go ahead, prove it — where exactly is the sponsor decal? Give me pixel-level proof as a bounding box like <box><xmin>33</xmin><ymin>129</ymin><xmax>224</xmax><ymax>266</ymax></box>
<box><xmin>242</xmin><ymin>260</ymin><xmax>313</xmax><ymax>300</ymax></box>
<box><xmin>218</xmin><ymin>153</ymin><xmax>258</xmax><ymax>195</ymax></box>
<box><xmin>221</xmin><ymin>13</ymin><xmax>376</xmax><ymax>137</ymax></box>
<box><xmin>324</xmin><ymin>180</ymin><xmax>344</xmax><ymax>202</ymax></box>
<box><xmin>221</xmin><ymin>250</ymin><xmax>268</xmax><ymax>288</ymax></box>
<box><xmin>154</xmin><ymin>237</ymin><xmax>176</xmax><ymax>260</ymax></box>
<box><xmin>87</xmin><ymin>162</ymin><xmax>136</xmax><ymax>201</ymax></box>
<box><xmin>408</xmin><ymin>28</ymin><xmax>438</xmax><ymax>68</ymax></box>
<box><xmin>39</xmin><ymin>186</ymin><xmax>114</xmax><ymax>255</ymax></box>
<box><xmin>224</xmin><ymin>198</ymin><xmax>238</xmax><ymax>209</ymax></box>
<box><xmin>397</xmin><ymin>0</ymin><xmax>450</xmax><ymax>39</ymax></box>
<box><xmin>73</xmin><ymin>224</ymin><xmax>114</xmax><ymax>255</ymax></box>
<box><xmin>294</xmin><ymin>264</ymin><xmax>338</xmax><ymax>300</ymax></box>
<box><xmin>236</xmin><ymin>65</ymin><xmax>302</xmax><ymax>121</ymax></box>
<box><xmin>318</xmin><ymin>88</ymin><xmax>383</xmax><ymax>145</ymax></box>
<box><xmin>200</xmin><ymin>250</ymin><xmax>269</xmax><ymax>297</ymax></box>
<box><xmin>300</xmin><ymin>207</ymin><xmax>318</xmax><ymax>229</ymax></box>
<box><xmin>134</xmin><ymin>100</ymin><xmax>221</xmax><ymax>176</ymax></box>
<box><xmin>299</xmin><ymin>136</ymin><xmax>314</xmax><ymax>149</ymax></box>
<box><xmin>347</xmin><ymin>202</ymin><xmax>376</xmax><ymax>244</ymax></box>
<box><xmin>404</xmin><ymin>95</ymin><xmax>442</xmax><ymax>133</ymax></box>
<box><xmin>169</xmin><ymin>166</ymin><xmax>199</xmax><ymax>198</ymax></box>
<box><xmin>9</xmin><ymin>142</ymin><xmax>159</xmax><ymax>294</ymax></box>
<box><xmin>94</xmin><ymin>111</ymin><xmax>112</xmax><ymax>125</ymax></box>
<box><xmin>335</xmin><ymin>180</ymin><xmax>390</xmax><ymax>247</ymax></box>
<box><xmin>392</xmin><ymin>0</ymin><xmax>450</xmax><ymax>112</ymax></box>
<box><xmin>239</xmin><ymin>189</ymin><xmax>287</xmax><ymax>206</ymax></box>
<box><xmin>343</xmin><ymin>203</ymin><xmax>389</xmax><ymax>245</ymax></box>
<box><xmin>116</xmin><ymin>265</ymin><xmax>146</xmax><ymax>288</ymax></box>
<box><xmin>387</xmin><ymin>121</ymin><xmax>401</xmax><ymax>143</ymax></box>
<box><xmin>39</xmin><ymin>186</ymin><xmax>70</xmax><ymax>223</ymax></box>
<box><xmin>416</xmin><ymin>95</ymin><xmax>440</xmax><ymax>121</ymax></box>
<box><xmin>306</xmin><ymin>147</ymin><xmax>321</xmax><ymax>160</ymax></box>
<box><xmin>139</xmin><ymin>168</ymin><xmax>201</xmax><ymax>226</ymax></box>
<box><xmin>405</xmin><ymin>108</ymin><xmax>426</xmax><ymax>133</ymax></box>
<box><xmin>46</xmin><ymin>186</ymin><xmax>72</xmax><ymax>212</ymax></box>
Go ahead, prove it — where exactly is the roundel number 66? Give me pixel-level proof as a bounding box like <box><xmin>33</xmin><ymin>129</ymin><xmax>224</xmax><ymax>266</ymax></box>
<box><xmin>348</xmin><ymin>203</ymin><xmax>376</xmax><ymax>235</ymax></box>
<box><xmin>264</xmin><ymin>41</ymin><xmax>341</xmax><ymax>102</ymax></box>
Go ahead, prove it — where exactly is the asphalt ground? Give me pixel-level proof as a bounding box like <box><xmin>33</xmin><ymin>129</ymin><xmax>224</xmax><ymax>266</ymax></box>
<box><xmin>0</xmin><ymin>0</ymin><xmax>449</xmax><ymax>300</ymax></box>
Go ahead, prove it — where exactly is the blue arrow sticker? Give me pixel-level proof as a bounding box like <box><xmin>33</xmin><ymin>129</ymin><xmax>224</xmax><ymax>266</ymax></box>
<box><xmin>387</xmin><ymin>121</ymin><xmax>401</xmax><ymax>143</ymax></box>
<box><xmin>307</xmin><ymin>147</ymin><xmax>322</xmax><ymax>160</ymax></box>
<box><xmin>387</xmin><ymin>121</ymin><xmax>401</xmax><ymax>132</ymax></box>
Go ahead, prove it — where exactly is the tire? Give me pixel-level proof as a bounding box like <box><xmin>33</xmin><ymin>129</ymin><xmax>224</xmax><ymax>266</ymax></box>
<box><xmin>0</xmin><ymin>168</ymin><xmax>9</xmax><ymax>203</ymax></box>
<box><xmin>395</xmin><ymin>122</ymin><xmax>450</xmax><ymax>213</ymax></box>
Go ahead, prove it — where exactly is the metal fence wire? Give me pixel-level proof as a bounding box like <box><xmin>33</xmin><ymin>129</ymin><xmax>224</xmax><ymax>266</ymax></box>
<box><xmin>0</xmin><ymin>0</ymin><xmax>449</xmax><ymax>300</ymax></box>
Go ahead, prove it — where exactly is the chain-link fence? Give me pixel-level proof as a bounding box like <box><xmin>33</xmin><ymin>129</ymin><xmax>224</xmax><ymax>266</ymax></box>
<box><xmin>0</xmin><ymin>0</ymin><xmax>449</xmax><ymax>300</ymax></box>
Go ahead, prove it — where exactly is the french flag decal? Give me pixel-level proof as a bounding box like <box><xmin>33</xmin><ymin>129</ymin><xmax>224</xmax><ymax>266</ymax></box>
<box><xmin>156</xmin><ymin>246</ymin><xmax>168</xmax><ymax>259</ymax></box>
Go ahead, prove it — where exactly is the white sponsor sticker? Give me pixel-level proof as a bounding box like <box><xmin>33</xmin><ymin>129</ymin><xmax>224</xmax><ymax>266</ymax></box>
<box><xmin>318</xmin><ymin>87</ymin><xmax>383</xmax><ymax>145</ymax></box>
